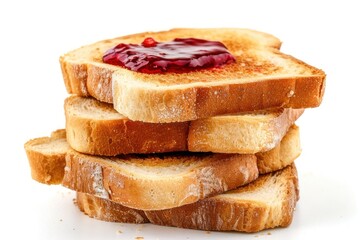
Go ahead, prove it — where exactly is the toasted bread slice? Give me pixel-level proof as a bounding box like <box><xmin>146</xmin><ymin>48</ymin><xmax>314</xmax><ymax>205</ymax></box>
<box><xmin>60</xmin><ymin>28</ymin><xmax>325</xmax><ymax>122</ymax></box>
<box><xmin>65</xmin><ymin>96</ymin><xmax>189</xmax><ymax>155</ymax></box>
<box><xmin>63</xmin><ymin>150</ymin><xmax>258</xmax><ymax>210</ymax></box>
<box><xmin>76</xmin><ymin>164</ymin><xmax>298</xmax><ymax>232</ymax></box>
<box><xmin>65</xmin><ymin>96</ymin><xmax>303</xmax><ymax>155</ymax></box>
<box><xmin>24</xmin><ymin>130</ymin><xmax>70</xmax><ymax>184</ymax></box>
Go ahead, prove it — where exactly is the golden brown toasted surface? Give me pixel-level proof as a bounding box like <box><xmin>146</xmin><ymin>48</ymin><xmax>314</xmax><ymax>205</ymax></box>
<box><xmin>112</xmin><ymin>50</ymin><xmax>323</xmax><ymax>87</ymax></box>
<box><xmin>63</xmin><ymin>28</ymin><xmax>323</xmax><ymax>86</ymax></box>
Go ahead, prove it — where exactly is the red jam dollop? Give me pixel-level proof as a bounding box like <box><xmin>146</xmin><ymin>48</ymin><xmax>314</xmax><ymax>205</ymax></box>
<box><xmin>103</xmin><ymin>38</ymin><xmax>236</xmax><ymax>73</ymax></box>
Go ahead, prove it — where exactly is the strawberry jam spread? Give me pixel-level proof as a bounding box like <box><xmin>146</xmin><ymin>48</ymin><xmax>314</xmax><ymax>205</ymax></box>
<box><xmin>103</xmin><ymin>38</ymin><xmax>235</xmax><ymax>73</ymax></box>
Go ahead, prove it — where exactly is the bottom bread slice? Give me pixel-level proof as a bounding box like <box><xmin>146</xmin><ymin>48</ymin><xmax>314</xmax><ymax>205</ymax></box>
<box><xmin>76</xmin><ymin>164</ymin><xmax>299</xmax><ymax>233</ymax></box>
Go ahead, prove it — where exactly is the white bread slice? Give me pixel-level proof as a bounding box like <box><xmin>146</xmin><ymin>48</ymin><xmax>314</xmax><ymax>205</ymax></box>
<box><xmin>65</xmin><ymin>96</ymin><xmax>303</xmax><ymax>155</ymax></box>
<box><xmin>60</xmin><ymin>28</ymin><xmax>325</xmax><ymax>123</ymax></box>
<box><xmin>76</xmin><ymin>164</ymin><xmax>298</xmax><ymax>232</ymax></box>
<box><xmin>62</xmin><ymin>150</ymin><xmax>258</xmax><ymax>210</ymax></box>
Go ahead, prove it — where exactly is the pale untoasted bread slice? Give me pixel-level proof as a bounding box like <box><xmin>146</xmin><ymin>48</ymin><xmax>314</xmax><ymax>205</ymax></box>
<box><xmin>76</xmin><ymin>164</ymin><xmax>298</xmax><ymax>232</ymax></box>
<box><xmin>65</xmin><ymin>96</ymin><xmax>303</xmax><ymax>155</ymax></box>
<box><xmin>60</xmin><ymin>28</ymin><xmax>325</xmax><ymax>122</ymax></box>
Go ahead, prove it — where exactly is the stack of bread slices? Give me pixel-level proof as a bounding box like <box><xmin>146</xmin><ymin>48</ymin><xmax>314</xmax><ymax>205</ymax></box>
<box><xmin>24</xmin><ymin>28</ymin><xmax>326</xmax><ymax>233</ymax></box>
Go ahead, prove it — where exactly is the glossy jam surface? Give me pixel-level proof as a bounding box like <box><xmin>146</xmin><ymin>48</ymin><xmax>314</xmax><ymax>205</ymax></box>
<box><xmin>103</xmin><ymin>38</ymin><xmax>235</xmax><ymax>73</ymax></box>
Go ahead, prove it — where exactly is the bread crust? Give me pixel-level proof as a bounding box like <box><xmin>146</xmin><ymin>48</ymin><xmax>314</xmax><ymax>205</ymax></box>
<box><xmin>60</xmin><ymin>61</ymin><xmax>89</xmax><ymax>97</ymax></box>
<box><xmin>60</xmin><ymin>28</ymin><xmax>325</xmax><ymax>122</ymax></box>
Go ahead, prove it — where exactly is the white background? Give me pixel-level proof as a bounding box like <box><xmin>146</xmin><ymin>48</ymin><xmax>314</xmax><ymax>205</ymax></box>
<box><xmin>1</xmin><ymin>0</ymin><xmax>359</xmax><ymax>239</ymax></box>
